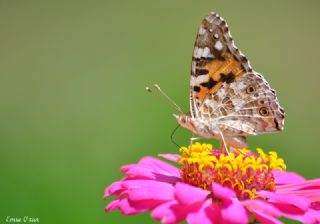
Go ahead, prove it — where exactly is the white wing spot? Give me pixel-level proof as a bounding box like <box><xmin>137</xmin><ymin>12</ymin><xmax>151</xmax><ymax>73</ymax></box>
<box><xmin>191</xmin><ymin>75</ymin><xmax>209</xmax><ymax>86</ymax></box>
<box><xmin>190</xmin><ymin>76</ymin><xmax>196</xmax><ymax>85</ymax></box>
<box><xmin>193</xmin><ymin>47</ymin><xmax>203</xmax><ymax>58</ymax></box>
<box><xmin>193</xmin><ymin>47</ymin><xmax>213</xmax><ymax>58</ymax></box>
<box><xmin>214</xmin><ymin>33</ymin><xmax>219</xmax><ymax>39</ymax></box>
<box><xmin>199</xmin><ymin>26</ymin><xmax>206</xmax><ymax>35</ymax></box>
<box><xmin>195</xmin><ymin>75</ymin><xmax>209</xmax><ymax>83</ymax></box>
<box><xmin>214</xmin><ymin>41</ymin><xmax>223</xmax><ymax>51</ymax></box>
<box><xmin>202</xmin><ymin>47</ymin><xmax>211</xmax><ymax>57</ymax></box>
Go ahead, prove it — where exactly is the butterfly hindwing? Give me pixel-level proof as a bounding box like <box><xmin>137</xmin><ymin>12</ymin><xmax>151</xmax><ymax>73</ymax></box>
<box><xmin>197</xmin><ymin>71</ymin><xmax>284</xmax><ymax>135</ymax></box>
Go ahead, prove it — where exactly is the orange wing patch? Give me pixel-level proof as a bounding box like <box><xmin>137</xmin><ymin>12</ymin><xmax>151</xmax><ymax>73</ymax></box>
<box><xmin>206</xmin><ymin>53</ymin><xmax>244</xmax><ymax>81</ymax></box>
<box><xmin>195</xmin><ymin>53</ymin><xmax>245</xmax><ymax>101</ymax></box>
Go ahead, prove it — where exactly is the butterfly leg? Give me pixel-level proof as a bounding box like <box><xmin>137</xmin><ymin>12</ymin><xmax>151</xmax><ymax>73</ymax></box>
<box><xmin>190</xmin><ymin>133</ymin><xmax>200</xmax><ymax>146</ymax></box>
<box><xmin>218</xmin><ymin>129</ymin><xmax>230</xmax><ymax>155</ymax></box>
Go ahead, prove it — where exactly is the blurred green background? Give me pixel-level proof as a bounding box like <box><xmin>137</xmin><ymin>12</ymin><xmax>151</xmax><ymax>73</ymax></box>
<box><xmin>1</xmin><ymin>1</ymin><xmax>319</xmax><ymax>223</ymax></box>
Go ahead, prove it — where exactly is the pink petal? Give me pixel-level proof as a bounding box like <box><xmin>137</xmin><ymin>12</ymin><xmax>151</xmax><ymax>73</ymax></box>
<box><xmin>122</xmin><ymin>180</ymin><xmax>174</xmax><ymax>201</ymax></box>
<box><xmin>278</xmin><ymin>189</ymin><xmax>320</xmax><ymax>202</ymax></box>
<box><xmin>175</xmin><ymin>182</ymin><xmax>210</xmax><ymax>205</ymax></box>
<box><xmin>211</xmin><ymin>183</ymin><xmax>236</xmax><ymax>202</ymax></box>
<box><xmin>253</xmin><ymin>210</ymin><xmax>284</xmax><ymax>224</ymax></box>
<box><xmin>220</xmin><ymin>199</ymin><xmax>249</xmax><ymax>224</ymax></box>
<box><xmin>243</xmin><ymin>199</ymin><xmax>282</xmax><ymax>216</ymax></box>
<box><xmin>257</xmin><ymin>190</ymin><xmax>310</xmax><ymax>211</ymax></box>
<box><xmin>273</xmin><ymin>203</ymin><xmax>320</xmax><ymax>224</ymax></box>
<box><xmin>187</xmin><ymin>200</ymin><xmax>223</xmax><ymax>224</ymax></box>
<box><xmin>292</xmin><ymin>208</ymin><xmax>320</xmax><ymax>224</ymax></box>
<box><xmin>121</xmin><ymin>164</ymin><xmax>135</xmax><ymax>172</ymax></box>
<box><xmin>106</xmin><ymin>198</ymin><xmax>151</xmax><ymax>215</ymax></box>
<box><xmin>300</xmin><ymin>179</ymin><xmax>320</xmax><ymax>190</ymax></box>
<box><xmin>138</xmin><ymin>156</ymin><xmax>180</xmax><ymax>177</ymax></box>
<box><xmin>243</xmin><ymin>199</ymin><xmax>316</xmax><ymax>224</ymax></box>
<box><xmin>105</xmin><ymin>198</ymin><xmax>122</xmax><ymax>212</ymax></box>
<box><xmin>275</xmin><ymin>179</ymin><xmax>320</xmax><ymax>202</ymax></box>
<box><xmin>270</xmin><ymin>199</ymin><xmax>320</xmax><ymax>223</ymax></box>
<box><xmin>273</xmin><ymin>170</ymin><xmax>305</xmax><ymax>185</ymax></box>
<box><xmin>151</xmin><ymin>201</ymin><xmax>190</xmax><ymax>224</ymax></box>
<box><xmin>121</xmin><ymin>157</ymin><xmax>181</xmax><ymax>183</ymax></box>
<box><xmin>270</xmin><ymin>201</ymin><xmax>305</xmax><ymax>215</ymax></box>
<box><xmin>277</xmin><ymin>179</ymin><xmax>320</xmax><ymax>191</ymax></box>
<box><xmin>104</xmin><ymin>180</ymin><xmax>126</xmax><ymax>198</ymax></box>
<box><xmin>122</xmin><ymin>164</ymin><xmax>180</xmax><ymax>184</ymax></box>
<box><xmin>158</xmin><ymin>153</ymin><xmax>180</xmax><ymax>162</ymax></box>
<box><xmin>243</xmin><ymin>199</ymin><xmax>285</xmax><ymax>223</ymax></box>
<box><xmin>212</xmin><ymin>182</ymin><xmax>248</xmax><ymax>223</ymax></box>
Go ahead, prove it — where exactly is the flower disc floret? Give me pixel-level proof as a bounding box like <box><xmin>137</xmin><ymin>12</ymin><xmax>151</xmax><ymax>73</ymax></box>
<box><xmin>179</xmin><ymin>142</ymin><xmax>286</xmax><ymax>200</ymax></box>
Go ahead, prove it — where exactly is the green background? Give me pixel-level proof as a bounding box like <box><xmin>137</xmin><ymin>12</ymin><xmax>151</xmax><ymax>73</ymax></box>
<box><xmin>1</xmin><ymin>1</ymin><xmax>319</xmax><ymax>223</ymax></box>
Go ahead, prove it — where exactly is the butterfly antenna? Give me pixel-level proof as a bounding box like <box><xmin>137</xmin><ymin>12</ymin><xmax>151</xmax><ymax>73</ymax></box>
<box><xmin>154</xmin><ymin>84</ymin><xmax>183</xmax><ymax>113</ymax></box>
<box><xmin>145</xmin><ymin>84</ymin><xmax>183</xmax><ymax>113</ymax></box>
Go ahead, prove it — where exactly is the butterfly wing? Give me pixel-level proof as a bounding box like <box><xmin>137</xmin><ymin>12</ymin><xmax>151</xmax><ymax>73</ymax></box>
<box><xmin>190</xmin><ymin>12</ymin><xmax>285</xmax><ymax>137</ymax></box>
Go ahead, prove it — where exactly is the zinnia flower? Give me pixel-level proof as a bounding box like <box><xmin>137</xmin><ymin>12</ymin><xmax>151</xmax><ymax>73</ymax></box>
<box><xmin>104</xmin><ymin>142</ymin><xmax>320</xmax><ymax>224</ymax></box>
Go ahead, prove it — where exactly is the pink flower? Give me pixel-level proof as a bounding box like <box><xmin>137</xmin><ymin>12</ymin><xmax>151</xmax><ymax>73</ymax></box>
<box><xmin>104</xmin><ymin>143</ymin><xmax>320</xmax><ymax>224</ymax></box>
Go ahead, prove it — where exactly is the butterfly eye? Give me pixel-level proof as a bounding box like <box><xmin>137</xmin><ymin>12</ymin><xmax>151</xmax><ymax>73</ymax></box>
<box><xmin>259</xmin><ymin>107</ymin><xmax>269</xmax><ymax>116</ymax></box>
<box><xmin>246</xmin><ymin>85</ymin><xmax>255</xmax><ymax>94</ymax></box>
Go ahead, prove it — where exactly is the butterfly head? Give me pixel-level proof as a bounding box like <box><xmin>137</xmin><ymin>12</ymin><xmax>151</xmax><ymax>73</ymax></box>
<box><xmin>174</xmin><ymin>113</ymin><xmax>197</xmax><ymax>132</ymax></box>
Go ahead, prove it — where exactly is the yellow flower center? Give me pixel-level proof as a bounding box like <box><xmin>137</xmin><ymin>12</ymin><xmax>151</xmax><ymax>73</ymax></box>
<box><xmin>178</xmin><ymin>142</ymin><xmax>286</xmax><ymax>200</ymax></box>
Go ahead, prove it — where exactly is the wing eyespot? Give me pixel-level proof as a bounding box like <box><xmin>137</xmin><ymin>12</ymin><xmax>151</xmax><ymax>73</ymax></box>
<box><xmin>259</xmin><ymin>107</ymin><xmax>269</xmax><ymax>116</ymax></box>
<box><xmin>246</xmin><ymin>85</ymin><xmax>255</xmax><ymax>94</ymax></box>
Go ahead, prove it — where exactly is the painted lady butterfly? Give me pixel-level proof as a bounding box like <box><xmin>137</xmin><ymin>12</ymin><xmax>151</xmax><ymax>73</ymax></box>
<box><xmin>175</xmin><ymin>12</ymin><xmax>285</xmax><ymax>148</ymax></box>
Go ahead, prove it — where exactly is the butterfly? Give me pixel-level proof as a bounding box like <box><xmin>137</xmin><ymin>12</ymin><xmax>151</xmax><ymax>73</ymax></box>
<box><xmin>175</xmin><ymin>12</ymin><xmax>285</xmax><ymax>148</ymax></box>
